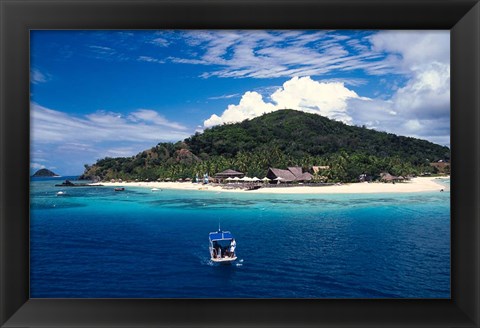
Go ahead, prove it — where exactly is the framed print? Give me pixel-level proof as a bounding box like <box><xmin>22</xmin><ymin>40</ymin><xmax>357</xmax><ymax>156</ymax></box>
<box><xmin>1</xmin><ymin>0</ymin><xmax>479</xmax><ymax>327</ymax></box>
<box><xmin>28</xmin><ymin>28</ymin><xmax>453</xmax><ymax>300</ymax></box>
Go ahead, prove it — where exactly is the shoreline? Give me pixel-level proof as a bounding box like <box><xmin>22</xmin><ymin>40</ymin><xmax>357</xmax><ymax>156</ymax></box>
<box><xmin>94</xmin><ymin>176</ymin><xmax>449</xmax><ymax>194</ymax></box>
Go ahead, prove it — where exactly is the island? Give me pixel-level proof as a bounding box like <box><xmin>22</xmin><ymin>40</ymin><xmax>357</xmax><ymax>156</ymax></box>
<box><xmin>31</xmin><ymin>168</ymin><xmax>60</xmax><ymax>177</ymax></box>
<box><xmin>81</xmin><ymin>109</ymin><xmax>450</xmax><ymax>187</ymax></box>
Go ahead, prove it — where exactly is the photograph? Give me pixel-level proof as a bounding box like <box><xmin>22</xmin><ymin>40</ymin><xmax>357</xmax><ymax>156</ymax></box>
<box><xmin>30</xmin><ymin>30</ymin><xmax>451</xmax><ymax>298</ymax></box>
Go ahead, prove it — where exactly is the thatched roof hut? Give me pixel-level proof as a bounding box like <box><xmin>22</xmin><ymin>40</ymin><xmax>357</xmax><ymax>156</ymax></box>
<box><xmin>214</xmin><ymin>169</ymin><xmax>245</xmax><ymax>179</ymax></box>
<box><xmin>267</xmin><ymin>168</ymin><xmax>296</xmax><ymax>182</ymax></box>
<box><xmin>297</xmin><ymin>172</ymin><xmax>314</xmax><ymax>181</ymax></box>
<box><xmin>267</xmin><ymin>167</ymin><xmax>313</xmax><ymax>182</ymax></box>
<box><xmin>380</xmin><ymin>172</ymin><xmax>402</xmax><ymax>183</ymax></box>
<box><xmin>214</xmin><ymin>169</ymin><xmax>245</xmax><ymax>183</ymax></box>
<box><xmin>287</xmin><ymin>167</ymin><xmax>303</xmax><ymax>177</ymax></box>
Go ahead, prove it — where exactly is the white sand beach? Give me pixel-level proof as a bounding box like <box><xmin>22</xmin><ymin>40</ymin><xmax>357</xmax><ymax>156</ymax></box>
<box><xmin>96</xmin><ymin>176</ymin><xmax>448</xmax><ymax>194</ymax></box>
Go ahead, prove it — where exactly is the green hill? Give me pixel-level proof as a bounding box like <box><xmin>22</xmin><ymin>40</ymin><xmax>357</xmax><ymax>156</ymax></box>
<box><xmin>81</xmin><ymin>110</ymin><xmax>450</xmax><ymax>182</ymax></box>
<box><xmin>186</xmin><ymin>109</ymin><xmax>449</xmax><ymax>162</ymax></box>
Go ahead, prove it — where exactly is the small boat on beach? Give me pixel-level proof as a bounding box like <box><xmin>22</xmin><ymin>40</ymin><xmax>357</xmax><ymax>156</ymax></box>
<box><xmin>209</xmin><ymin>229</ymin><xmax>237</xmax><ymax>263</ymax></box>
<box><xmin>114</xmin><ymin>187</ymin><xmax>125</xmax><ymax>191</ymax></box>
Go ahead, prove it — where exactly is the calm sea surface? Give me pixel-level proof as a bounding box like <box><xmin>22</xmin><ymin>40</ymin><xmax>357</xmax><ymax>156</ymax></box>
<box><xmin>30</xmin><ymin>177</ymin><xmax>450</xmax><ymax>298</ymax></box>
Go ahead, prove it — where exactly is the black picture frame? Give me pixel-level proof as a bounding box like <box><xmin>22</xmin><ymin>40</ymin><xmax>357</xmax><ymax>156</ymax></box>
<box><xmin>1</xmin><ymin>0</ymin><xmax>479</xmax><ymax>327</ymax></box>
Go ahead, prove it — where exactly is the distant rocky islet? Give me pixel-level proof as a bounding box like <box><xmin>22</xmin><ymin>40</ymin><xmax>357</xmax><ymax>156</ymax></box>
<box><xmin>31</xmin><ymin>168</ymin><xmax>60</xmax><ymax>177</ymax></box>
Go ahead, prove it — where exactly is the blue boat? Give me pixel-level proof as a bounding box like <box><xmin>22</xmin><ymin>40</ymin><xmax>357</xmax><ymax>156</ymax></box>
<box><xmin>209</xmin><ymin>229</ymin><xmax>237</xmax><ymax>263</ymax></box>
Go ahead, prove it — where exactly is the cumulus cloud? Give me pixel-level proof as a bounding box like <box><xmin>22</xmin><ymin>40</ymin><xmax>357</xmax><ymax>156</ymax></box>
<box><xmin>204</xmin><ymin>91</ymin><xmax>277</xmax><ymax>128</ymax></box>
<box><xmin>346</xmin><ymin>66</ymin><xmax>450</xmax><ymax>145</ymax></box>
<box><xmin>369</xmin><ymin>31</ymin><xmax>449</xmax><ymax>72</ymax></box>
<box><xmin>391</xmin><ymin>62</ymin><xmax>450</xmax><ymax>119</ymax></box>
<box><xmin>345</xmin><ymin>31</ymin><xmax>450</xmax><ymax>145</ymax></box>
<box><xmin>204</xmin><ymin>76</ymin><xmax>365</xmax><ymax>128</ymax></box>
<box><xmin>205</xmin><ymin>64</ymin><xmax>450</xmax><ymax>147</ymax></box>
<box><xmin>270</xmin><ymin>77</ymin><xmax>365</xmax><ymax>122</ymax></box>
<box><xmin>202</xmin><ymin>31</ymin><xmax>450</xmax><ymax>146</ymax></box>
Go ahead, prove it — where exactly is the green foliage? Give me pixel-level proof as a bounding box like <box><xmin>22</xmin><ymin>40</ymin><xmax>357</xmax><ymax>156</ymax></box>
<box><xmin>186</xmin><ymin>110</ymin><xmax>449</xmax><ymax>163</ymax></box>
<box><xmin>80</xmin><ymin>110</ymin><xmax>450</xmax><ymax>182</ymax></box>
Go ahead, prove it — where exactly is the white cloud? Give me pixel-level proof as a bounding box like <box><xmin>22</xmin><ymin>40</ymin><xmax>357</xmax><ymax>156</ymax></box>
<box><xmin>56</xmin><ymin>143</ymin><xmax>97</xmax><ymax>153</ymax></box>
<box><xmin>87</xmin><ymin>44</ymin><xmax>130</xmax><ymax>61</ymax></box>
<box><xmin>320</xmin><ymin>78</ymin><xmax>368</xmax><ymax>87</ymax></box>
<box><xmin>128</xmin><ymin>109</ymin><xmax>187</xmax><ymax>130</ymax></box>
<box><xmin>195</xmin><ymin>125</ymin><xmax>204</xmax><ymax>134</ymax></box>
<box><xmin>151</xmin><ymin>37</ymin><xmax>169</xmax><ymax>47</ymax></box>
<box><xmin>208</xmin><ymin>93</ymin><xmax>241</xmax><ymax>100</ymax></box>
<box><xmin>270</xmin><ymin>77</ymin><xmax>364</xmax><ymax>123</ymax></box>
<box><xmin>104</xmin><ymin>147</ymin><xmax>139</xmax><ymax>157</ymax></box>
<box><xmin>204</xmin><ymin>76</ymin><xmax>364</xmax><ymax>127</ymax></box>
<box><xmin>343</xmin><ymin>31</ymin><xmax>450</xmax><ymax>144</ymax></box>
<box><xmin>88</xmin><ymin>45</ymin><xmax>116</xmax><ymax>55</ymax></box>
<box><xmin>31</xmin><ymin>103</ymin><xmax>194</xmax><ymax>174</ymax></box>
<box><xmin>204</xmin><ymin>91</ymin><xmax>276</xmax><ymax>128</ymax></box>
<box><xmin>31</xmin><ymin>103</ymin><xmax>190</xmax><ymax>144</ymax></box>
<box><xmin>170</xmin><ymin>30</ymin><xmax>390</xmax><ymax>79</ymax></box>
<box><xmin>366</xmin><ymin>31</ymin><xmax>450</xmax><ymax>120</ymax></box>
<box><xmin>369</xmin><ymin>31</ymin><xmax>449</xmax><ymax>72</ymax></box>
<box><xmin>137</xmin><ymin>56</ymin><xmax>164</xmax><ymax>64</ymax></box>
<box><xmin>204</xmin><ymin>67</ymin><xmax>450</xmax><ymax>147</ymax></box>
<box><xmin>391</xmin><ymin>62</ymin><xmax>450</xmax><ymax>119</ymax></box>
<box><xmin>164</xmin><ymin>30</ymin><xmax>450</xmax><ymax>85</ymax></box>
<box><xmin>31</xmin><ymin>162</ymin><xmax>46</xmax><ymax>170</ymax></box>
<box><xmin>31</xmin><ymin>69</ymin><xmax>49</xmax><ymax>84</ymax></box>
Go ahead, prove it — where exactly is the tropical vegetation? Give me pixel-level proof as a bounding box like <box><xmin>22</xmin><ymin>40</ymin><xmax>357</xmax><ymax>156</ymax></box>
<box><xmin>80</xmin><ymin>110</ymin><xmax>450</xmax><ymax>183</ymax></box>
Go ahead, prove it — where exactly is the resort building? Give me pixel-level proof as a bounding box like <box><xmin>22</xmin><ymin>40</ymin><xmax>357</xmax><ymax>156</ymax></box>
<box><xmin>379</xmin><ymin>172</ymin><xmax>405</xmax><ymax>183</ymax></box>
<box><xmin>266</xmin><ymin>166</ymin><xmax>314</xmax><ymax>183</ymax></box>
<box><xmin>213</xmin><ymin>169</ymin><xmax>245</xmax><ymax>183</ymax></box>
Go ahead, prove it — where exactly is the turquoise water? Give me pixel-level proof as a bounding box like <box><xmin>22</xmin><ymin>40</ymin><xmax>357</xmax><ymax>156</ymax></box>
<box><xmin>30</xmin><ymin>177</ymin><xmax>450</xmax><ymax>298</ymax></box>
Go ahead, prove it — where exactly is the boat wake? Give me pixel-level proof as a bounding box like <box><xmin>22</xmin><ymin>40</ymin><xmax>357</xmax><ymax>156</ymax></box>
<box><xmin>200</xmin><ymin>256</ymin><xmax>244</xmax><ymax>267</ymax></box>
<box><xmin>235</xmin><ymin>259</ymin><xmax>244</xmax><ymax>267</ymax></box>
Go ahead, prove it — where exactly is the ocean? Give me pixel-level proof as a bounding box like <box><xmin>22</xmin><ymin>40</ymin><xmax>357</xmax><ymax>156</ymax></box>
<box><xmin>30</xmin><ymin>177</ymin><xmax>450</xmax><ymax>298</ymax></box>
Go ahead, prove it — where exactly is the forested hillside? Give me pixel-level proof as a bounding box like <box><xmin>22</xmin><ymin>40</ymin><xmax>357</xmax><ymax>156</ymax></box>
<box><xmin>81</xmin><ymin>110</ymin><xmax>450</xmax><ymax>182</ymax></box>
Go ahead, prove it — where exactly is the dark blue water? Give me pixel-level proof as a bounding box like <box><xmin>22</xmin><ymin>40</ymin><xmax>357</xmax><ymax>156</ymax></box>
<box><xmin>30</xmin><ymin>178</ymin><xmax>450</xmax><ymax>298</ymax></box>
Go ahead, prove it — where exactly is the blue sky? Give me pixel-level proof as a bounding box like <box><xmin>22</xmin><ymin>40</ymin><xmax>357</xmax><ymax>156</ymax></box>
<box><xmin>30</xmin><ymin>30</ymin><xmax>450</xmax><ymax>175</ymax></box>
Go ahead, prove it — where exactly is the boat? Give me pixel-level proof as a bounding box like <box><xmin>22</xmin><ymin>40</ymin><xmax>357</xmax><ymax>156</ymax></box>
<box><xmin>209</xmin><ymin>229</ymin><xmax>237</xmax><ymax>263</ymax></box>
<box><xmin>56</xmin><ymin>191</ymin><xmax>66</xmax><ymax>196</ymax></box>
<box><xmin>114</xmin><ymin>187</ymin><xmax>125</xmax><ymax>191</ymax></box>
<box><xmin>151</xmin><ymin>188</ymin><xmax>160</xmax><ymax>191</ymax></box>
